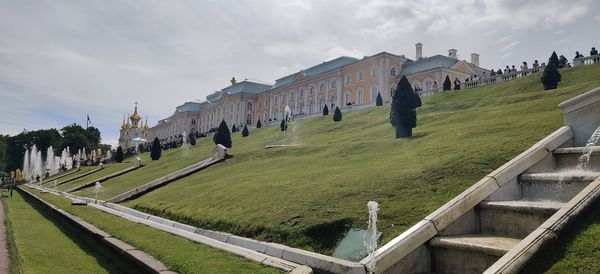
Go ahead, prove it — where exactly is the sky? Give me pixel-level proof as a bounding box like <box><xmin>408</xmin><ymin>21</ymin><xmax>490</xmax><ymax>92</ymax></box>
<box><xmin>1</xmin><ymin>0</ymin><xmax>599</xmax><ymax>147</ymax></box>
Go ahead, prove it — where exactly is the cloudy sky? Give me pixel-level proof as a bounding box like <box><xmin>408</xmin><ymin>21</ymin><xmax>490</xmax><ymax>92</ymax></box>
<box><xmin>1</xmin><ymin>0</ymin><xmax>598</xmax><ymax>146</ymax></box>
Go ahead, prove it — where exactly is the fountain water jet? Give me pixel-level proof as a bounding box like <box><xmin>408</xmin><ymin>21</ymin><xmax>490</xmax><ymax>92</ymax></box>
<box><xmin>576</xmin><ymin>125</ymin><xmax>600</xmax><ymax>170</ymax></box>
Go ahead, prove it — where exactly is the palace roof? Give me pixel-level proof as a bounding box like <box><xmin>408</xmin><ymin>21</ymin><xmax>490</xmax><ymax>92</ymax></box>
<box><xmin>400</xmin><ymin>55</ymin><xmax>461</xmax><ymax>75</ymax></box>
<box><xmin>272</xmin><ymin>56</ymin><xmax>359</xmax><ymax>89</ymax></box>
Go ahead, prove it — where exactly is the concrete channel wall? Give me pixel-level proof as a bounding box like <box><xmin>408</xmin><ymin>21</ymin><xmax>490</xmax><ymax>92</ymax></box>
<box><xmin>18</xmin><ymin>187</ymin><xmax>176</xmax><ymax>274</ymax></box>
<box><xmin>66</xmin><ymin>164</ymin><xmax>143</xmax><ymax>192</ymax></box>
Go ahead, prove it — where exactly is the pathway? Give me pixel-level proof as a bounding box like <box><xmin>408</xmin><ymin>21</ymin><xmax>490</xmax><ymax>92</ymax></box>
<box><xmin>0</xmin><ymin>193</ymin><xmax>10</xmax><ymax>274</ymax></box>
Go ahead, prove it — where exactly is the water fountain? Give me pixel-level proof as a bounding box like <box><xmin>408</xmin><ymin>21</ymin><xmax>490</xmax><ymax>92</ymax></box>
<box><xmin>93</xmin><ymin>182</ymin><xmax>103</xmax><ymax>203</ymax></box>
<box><xmin>265</xmin><ymin>105</ymin><xmax>297</xmax><ymax>149</ymax></box>
<box><xmin>53</xmin><ymin>180</ymin><xmax>58</xmax><ymax>191</ymax></box>
<box><xmin>365</xmin><ymin>201</ymin><xmax>379</xmax><ymax>256</ymax></box>
<box><xmin>576</xmin><ymin>125</ymin><xmax>600</xmax><ymax>170</ymax></box>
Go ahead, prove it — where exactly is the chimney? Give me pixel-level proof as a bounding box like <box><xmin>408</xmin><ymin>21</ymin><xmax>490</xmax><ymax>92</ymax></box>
<box><xmin>448</xmin><ymin>49</ymin><xmax>458</xmax><ymax>59</ymax></box>
<box><xmin>415</xmin><ymin>42</ymin><xmax>423</xmax><ymax>60</ymax></box>
<box><xmin>470</xmin><ymin>53</ymin><xmax>480</xmax><ymax>67</ymax></box>
<box><xmin>230</xmin><ymin>77</ymin><xmax>237</xmax><ymax>85</ymax></box>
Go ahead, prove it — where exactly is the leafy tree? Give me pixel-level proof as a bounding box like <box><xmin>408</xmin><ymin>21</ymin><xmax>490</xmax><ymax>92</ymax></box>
<box><xmin>549</xmin><ymin>51</ymin><xmax>560</xmax><ymax>68</ymax></box>
<box><xmin>333</xmin><ymin>106</ymin><xmax>342</xmax><ymax>122</ymax></box>
<box><xmin>390</xmin><ymin>76</ymin><xmax>422</xmax><ymax>138</ymax></box>
<box><xmin>232</xmin><ymin>124</ymin><xmax>238</xmax><ymax>133</ymax></box>
<box><xmin>150</xmin><ymin>137</ymin><xmax>162</xmax><ymax>160</ymax></box>
<box><xmin>242</xmin><ymin>125</ymin><xmax>249</xmax><ymax>137</ymax></box>
<box><xmin>85</xmin><ymin>127</ymin><xmax>102</xmax><ymax>149</ymax></box>
<box><xmin>188</xmin><ymin>132</ymin><xmax>196</xmax><ymax>146</ymax></box>
<box><xmin>376</xmin><ymin>92</ymin><xmax>383</xmax><ymax>106</ymax></box>
<box><xmin>256</xmin><ymin>119</ymin><xmax>262</xmax><ymax>128</ymax></box>
<box><xmin>323</xmin><ymin>104</ymin><xmax>329</xmax><ymax>115</ymax></box>
<box><xmin>0</xmin><ymin>135</ymin><xmax>8</xmax><ymax>172</ymax></box>
<box><xmin>115</xmin><ymin>146</ymin><xmax>124</xmax><ymax>163</ymax></box>
<box><xmin>213</xmin><ymin>120</ymin><xmax>232</xmax><ymax>148</ymax></box>
<box><xmin>5</xmin><ymin>131</ymin><xmax>32</xmax><ymax>172</ymax></box>
<box><xmin>60</xmin><ymin>124</ymin><xmax>89</xmax><ymax>153</ymax></box>
<box><xmin>98</xmin><ymin>144</ymin><xmax>112</xmax><ymax>154</ymax></box>
<box><xmin>541</xmin><ymin>62</ymin><xmax>561</xmax><ymax>90</ymax></box>
<box><xmin>443</xmin><ymin>75</ymin><xmax>452</xmax><ymax>91</ymax></box>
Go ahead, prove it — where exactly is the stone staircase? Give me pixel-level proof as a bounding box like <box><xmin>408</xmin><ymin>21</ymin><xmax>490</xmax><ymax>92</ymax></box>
<box><xmin>364</xmin><ymin>87</ymin><xmax>600</xmax><ymax>274</ymax></box>
<box><xmin>426</xmin><ymin>153</ymin><xmax>599</xmax><ymax>274</ymax></box>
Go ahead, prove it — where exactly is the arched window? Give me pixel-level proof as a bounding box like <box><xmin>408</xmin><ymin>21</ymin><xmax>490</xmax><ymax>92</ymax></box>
<box><xmin>309</xmin><ymin>86</ymin><xmax>314</xmax><ymax>95</ymax></box>
<box><xmin>357</xmin><ymin>71</ymin><xmax>364</xmax><ymax>81</ymax></box>
<box><xmin>300</xmin><ymin>89</ymin><xmax>304</xmax><ymax>97</ymax></box>
<box><xmin>425</xmin><ymin>80</ymin><xmax>433</xmax><ymax>90</ymax></box>
<box><xmin>291</xmin><ymin>91</ymin><xmax>296</xmax><ymax>100</ymax></box>
<box><xmin>371</xmin><ymin>85</ymin><xmax>378</xmax><ymax>102</ymax></box>
<box><xmin>345</xmin><ymin>75</ymin><xmax>352</xmax><ymax>85</ymax></box>
<box><xmin>331</xmin><ymin>95</ymin><xmax>337</xmax><ymax>109</ymax></box>
<box><xmin>357</xmin><ymin>88</ymin><xmax>364</xmax><ymax>104</ymax></box>
<box><xmin>330</xmin><ymin>80</ymin><xmax>337</xmax><ymax>90</ymax></box>
<box><xmin>391</xmin><ymin>67</ymin><xmax>397</xmax><ymax>76</ymax></box>
<box><xmin>298</xmin><ymin>102</ymin><xmax>304</xmax><ymax>114</ymax></box>
<box><xmin>191</xmin><ymin>119</ymin><xmax>196</xmax><ymax>125</ymax></box>
<box><xmin>345</xmin><ymin>91</ymin><xmax>352</xmax><ymax>105</ymax></box>
<box><xmin>371</xmin><ymin>66</ymin><xmax>378</xmax><ymax>78</ymax></box>
<box><xmin>309</xmin><ymin>100</ymin><xmax>314</xmax><ymax>113</ymax></box>
<box><xmin>318</xmin><ymin>97</ymin><xmax>324</xmax><ymax>112</ymax></box>
<box><xmin>246</xmin><ymin>114</ymin><xmax>252</xmax><ymax>125</ymax></box>
<box><xmin>247</xmin><ymin>102</ymin><xmax>253</xmax><ymax>111</ymax></box>
<box><xmin>274</xmin><ymin>96</ymin><xmax>279</xmax><ymax>104</ymax></box>
<box><xmin>320</xmin><ymin>83</ymin><xmax>325</xmax><ymax>92</ymax></box>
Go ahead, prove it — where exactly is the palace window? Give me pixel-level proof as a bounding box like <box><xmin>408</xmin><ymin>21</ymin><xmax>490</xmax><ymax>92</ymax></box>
<box><xmin>247</xmin><ymin>102</ymin><xmax>252</xmax><ymax>111</ymax></box>
<box><xmin>300</xmin><ymin>89</ymin><xmax>304</xmax><ymax>97</ymax></box>
<box><xmin>391</xmin><ymin>68</ymin><xmax>397</xmax><ymax>76</ymax></box>
<box><xmin>320</xmin><ymin>83</ymin><xmax>325</xmax><ymax>92</ymax></box>
<box><xmin>357</xmin><ymin>88</ymin><xmax>364</xmax><ymax>104</ymax></box>
<box><xmin>345</xmin><ymin>75</ymin><xmax>351</xmax><ymax>85</ymax></box>
<box><xmin>357</xmin><ymin>71</ymin><xmax>364</xmax><ymax>81</ymax></box>
<box><xmin>309</xmin><ymin>86</ymin><xmax>314</xmax><ymax>95</ymax></box>
<box><xmin>330</xmin><ymin>80</ymin><xmax>336</xmax><ymax>90</ymax></box>
<box><xmin>371</xmin><ymin>67</ymin><xmax>378</xmax><ymax>78</ymax></box>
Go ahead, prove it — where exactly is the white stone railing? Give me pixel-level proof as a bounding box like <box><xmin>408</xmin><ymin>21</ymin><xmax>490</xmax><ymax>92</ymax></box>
<box><xmin>462</xmin><ymin>66</ymin><xmax>545</xmax><ymax>90</ymax></box>
<box><xmin>573</xmin><ymin>54</ymin><xmax>600</xmax><ymax>67</ymax></box>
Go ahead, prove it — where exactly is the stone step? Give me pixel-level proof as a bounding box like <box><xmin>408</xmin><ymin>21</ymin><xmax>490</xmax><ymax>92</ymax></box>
<box><xmin>478</xmin><ymin>201</ymin><xmax>564</xmax><ymax>238</ymax></box>
<box><xmin>518</xmin><ymin>172</ymin><xmax>598</xmax><ymax>202</ymax></box>
<box><xmin>429</xmin><ymin>235</ymin><xmax>521</xmax><ymax>274</ymax></box>
<box><xmin>553</xmin><ymin>146</ymin><xmax>600</xmax><ymax>171</ymax></box>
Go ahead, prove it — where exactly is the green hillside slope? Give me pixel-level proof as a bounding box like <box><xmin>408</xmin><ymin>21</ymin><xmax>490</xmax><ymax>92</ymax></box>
<box><xmin>113</xmin><ymin>65</ymin><xmax>600</xmax><ymax>256</ymax></box>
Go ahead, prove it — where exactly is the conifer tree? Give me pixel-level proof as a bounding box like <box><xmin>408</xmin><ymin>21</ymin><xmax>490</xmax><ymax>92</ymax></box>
<box><xmin>115</xmin><ymin>146</ymin><xmax>124</xmax><ymax>163</ymax></box>
<box><xmin>150</xmin><ymin>137</ymin><xmax>162</xmax><ymax>160</ymax></box>
<box><xmin>256</xmin><ymin>119</ymin><xmax>262</xmax><ymax>128</ymax></box>
<box><xmin>443</xmin><ymin>75</ymin><xmax>452</xmax><ymax>91</ymax></box>
<box><xmin>231</xmin><ymin>124</ymin><xmax>237</xmax><ymax>133</ymax></box>
<box><xmin>213</xmin><ymin>120</ymin><xmax>232</xmax><ymax>148</ymax></box>
<box><xmin>333</xmin><ymin>106</ymin><xmax>342</xmax><ymax>122</ymax></box>
<box><xmin>390</xmin><ymin>76</ymin><xmax>422</xmax><ymax>138</ymax></box>
<box><xmin>549</xmin><ymin>51</ymin><xmax>560</xmax><ymax>68</ymax></box>
<box><xmin>541</xmin><ymin>61</ymin><xmax>561</xmax><ymax>90</ymax></box>
<box><xmin>188</xmin><ymin>132</ymin><xmax>196</xmax><ymax>146</ymax></box>
<box><xmin>376</xmin><ymin>92</ymin><xmax>383</xmax><ymax>106</ymax></box>
<box><xmin>242</xmin><ymin>125</ymin><xmax>249</xmax><ymax>137</ymax></box>
<box><xmin>323</xmin><ymin>104</ymin><xmax>329</xmax><ymax>115</ymax></box>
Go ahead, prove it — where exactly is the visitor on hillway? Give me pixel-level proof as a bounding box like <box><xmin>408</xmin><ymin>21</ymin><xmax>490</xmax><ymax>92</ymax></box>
<box><xmin>575</xmin><ymin>51</ymin><xmax>583</xmax><ymax>59</ymax></box>
<box><xmin>504</xmin><ymin>65</ymin><xmax>510</xmax><ymax>74</ymax></box>
<box><xmin>453</xmin><ymin>78</ymin><xmax>461</xmax><ymax>91</ymax></box>
<box><xmin>591</xmin><ymin>47</ymin><xmax>599</xmax><ymax>64</ymax></box>
<box><xmin>9</xmin><ymin>178</ymin><xmax>14</xmax><ymax>198</ymax></box>
<box><xmin>532</xmin><ymin>60</ymin><xmax>540</xmax><ymax>73</ymax></box>
<box><xmin>490</xmin><ymin>69</ymin><xmax>496</xmax><ymax>77</ymax></box>
<box><xmin>497</xmin><ymin>68</ymin><xmax>503</xmax><ymax>75</ymax></box>
<box><xmin>521</xmin><ymin>62</ymin><xmax>528</xmax><ymax>76</ymax></box>
<box><xmin>559</xmin><ymin>55</ymin><xmax>568</xmax><ymax>68</ymax></box>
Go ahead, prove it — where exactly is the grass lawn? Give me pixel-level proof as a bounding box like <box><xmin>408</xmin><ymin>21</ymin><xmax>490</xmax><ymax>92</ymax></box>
<box><xmin>1</xmin><ymin>191</ymin><xmax>122</xmax><ymax>274</ymax></box>
<box><xmin>30</xmin><ymin>189</ymin><xmax>282</xmax><ymax>274</ymax></box>
<box><xmin>525</xmin><ymin>200</ymin><xmax>600</xmax><ymax>274</ymax></box>
<box><xmin>58</xmin><ymin>161</ymin><xmax>134</xmax><ymax>191</ymax></box>
<box><xmin>41</xmin><ymin>166</ymin><xmax>96</xmax><ymax>186</ymax></box>
<box><xmin>74</xmin><ymin>142</ymin><xmax>214</xmax><ymax>199</ymax></box>
<box><xmin>114</xmin><ymin>64</ymin><xmax>600</xmax><ymax>255</ymax></box>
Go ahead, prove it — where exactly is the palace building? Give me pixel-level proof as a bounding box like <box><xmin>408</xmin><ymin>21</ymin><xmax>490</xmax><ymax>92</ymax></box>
<box><xmin>140</xmin><ymin>43</ymin><xmax>489</xmax><ymax>145</ymax></box>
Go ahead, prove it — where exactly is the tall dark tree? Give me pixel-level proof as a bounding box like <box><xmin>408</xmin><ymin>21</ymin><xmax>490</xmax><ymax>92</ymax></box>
<box><xmin>213</xmin><ymin>120</ymin><xmax>232</xmax><ymax>148</ymax></box>
<box><xmin>333</xmin><ymin>106</ymin><xmax>342</xmax><ymax>122</ymax></box>
<box><xmin>323</xmin><ymin>104</ymin><xmax>329</xmax><ymax>115</ymax></box>
<box><xmin>256</xmin><ymin>119</ymin><xmax>262</xmax><ymax>128</ymax></box>
<box><xmin>150</xmin><ymin>137</ymin><xmax>162</xmax><ymax>160</ymax></box>
<box><xmin>443</xmin><ymin>75</ymin><xmax>452</xmax><ymax>91</ymax></box>
<box><xmin>231</xmin><ymin>124</ymin><xmax>238</xmax><ymax>133</ymax></box>
<box><xmin>541</xmin><ymin>62</ymin><xmax>561</xmax><ymax>90</ymax></box>
<box><xmin>115</xmin><ymin>146</ymin><xmax>124</xmax><ymax>163</ymax></box>
<box><xmin>549</xmin><ymin>51</ymin><xmax>560</xmax><ymax>68</ymax></box>
<box><xmin>85</xmin><ymin>127</ymin><xmax>102</xmax><ymax>149</ymax></box>
<box><xmin>188</xmin><ymin>132</ymin><xmax>196</xmax><ymax>146</ymax></box>
<box><xmin>0</xmin><ymin>135</ymin><xmax>7</xmax><ymax>172</ymax></box>
<box><xmin>242</xmin><ymin>125</ymin><xmax>249</xmax><ymax>137</ymax></box>
<box><xmin>376</xmin><ymin>92</ymin><xmax>383</xmax><ymax>106</ymax></box>
<box><xmin>390</xmin><ymin>76</ymin><xmax>422</xmax><ymax>138</ymax></box>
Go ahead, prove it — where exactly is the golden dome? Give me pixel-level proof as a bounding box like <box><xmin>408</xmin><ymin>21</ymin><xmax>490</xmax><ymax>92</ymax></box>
<box><xmin>130</xmin><ymin>103</ymin><xmax>141</xmax><ymax>123</ymax></box>
<box><xmin>125</xmin><ymin>114</ymin><xmax>131</xmax><ymax>129</ymax></box>
<box><xmin>121</xmin><ymin>116</ymin><xmax>127</xmax><ymax>130</ymax></box>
